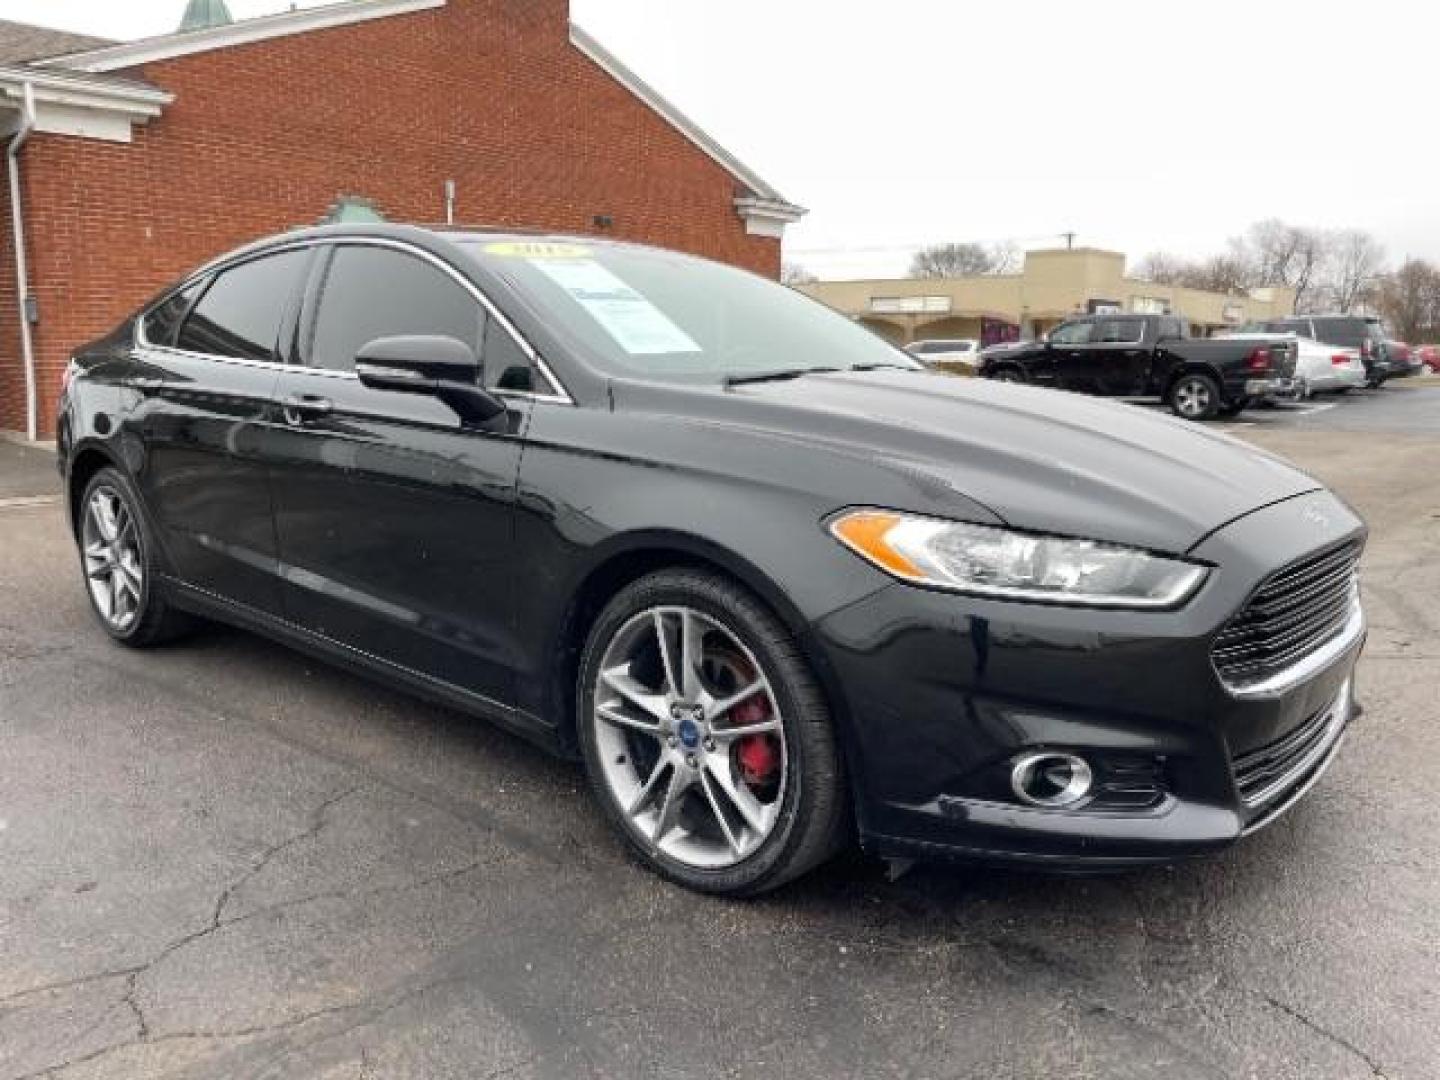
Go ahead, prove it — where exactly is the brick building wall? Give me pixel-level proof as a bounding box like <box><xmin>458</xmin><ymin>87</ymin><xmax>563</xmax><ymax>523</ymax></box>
<box><xmin>0</xmin><ymin>0</ymin><xmax>782</xmax><ymax>437</ymax></box>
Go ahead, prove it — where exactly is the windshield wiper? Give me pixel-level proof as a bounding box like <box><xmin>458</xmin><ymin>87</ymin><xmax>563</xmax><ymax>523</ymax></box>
<box><xmin>849</xmin><ymin>362</ymin><xmax>917</xmax><ymax>372</ymax></box>
<box><xmin>723</xmin><ymin>366</ymin><xmax>842</xmax><ymax>387</ymax></box>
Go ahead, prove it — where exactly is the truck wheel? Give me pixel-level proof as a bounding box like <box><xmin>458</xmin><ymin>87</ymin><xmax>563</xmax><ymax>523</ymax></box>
<box><xmin>991</xmin><ymin>366</ymin><xmax>1025</xmax><ymax>383</ymax></box>
<box><xmin>1169</xmin><ymin>373</ymin><xmax>1220</xmax><ymax>421</ymax></box>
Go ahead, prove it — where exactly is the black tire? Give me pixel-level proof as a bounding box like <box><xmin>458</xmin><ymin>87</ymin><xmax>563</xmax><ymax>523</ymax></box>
<box><xmin>77</xmin><ymin>467</ymin><xmax>195</xmax><ymax>647</ymax></box>
<box><xmin>991</xmin><ymin>366</ymin><xmax>1026</xmax><ymax>383</ymax></box>
<box><xmin>577</xmin><ymin>568</ymin><xmax>848</xmax><ymax>896</ymax></box>
<box><xmin>1168</xmin><ymin>372</ymin><xmax>1221</xmax><ymax>421</ymax></box>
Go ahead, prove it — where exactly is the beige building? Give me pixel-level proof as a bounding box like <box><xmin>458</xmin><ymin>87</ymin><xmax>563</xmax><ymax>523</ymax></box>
<box><xmin>799</xmin><ymin>247</ymin><xmax>1297</xmax><ymax>346</ymax></box>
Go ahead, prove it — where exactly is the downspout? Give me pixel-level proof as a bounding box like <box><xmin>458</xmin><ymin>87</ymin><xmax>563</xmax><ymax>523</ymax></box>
<box><xmin>7</xmin><ymin>81</ymin><xmax>37</xmax><ymax>442</ymax></box>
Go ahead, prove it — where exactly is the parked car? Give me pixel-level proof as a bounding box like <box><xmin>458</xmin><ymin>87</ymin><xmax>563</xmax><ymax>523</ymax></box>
<box><xmin>1415</xmin><ymin>344</ymin><xmax>1440</xmax><ymax>373</ymax></box>
<box><xmin>1265</xmin><ymin>315</ymin><xmax>1399</xmax><ymax>388</ymax></box>
<box><xmin>1385</xmin><ymin>340</ymin><xmax>1423</xmax><ymax>377</ymax></box>
<box><xmin>1229</xmin><ymin>325</ymin><xmax>1367</xmax><ymax>396</ymax></box>
<box><xmin>905</xmin><ymin>338</ymin><xmax>981</xmax><ymax>373</ymax></box>
<box><xmin>57</xmin><ymin>224</ymin><xmax>1366</xmax><ymax>895</ymax></box>
<box><xmin>977</xmin><ymin>313</ymin><xmax>1296</xmax><ymax>420</ymax></box>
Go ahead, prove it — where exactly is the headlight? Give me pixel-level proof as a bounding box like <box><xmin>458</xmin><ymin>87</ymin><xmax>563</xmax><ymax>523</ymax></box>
<box><xmin>829</xmin><ymin>509</ymin><xmax>1208</xmax><ymax>608</ymax></box>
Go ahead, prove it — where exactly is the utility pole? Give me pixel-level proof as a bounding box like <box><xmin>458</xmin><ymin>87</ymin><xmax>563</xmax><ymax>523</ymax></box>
<box><xmin>1062</xmin><ymin>231</ymin><xmax>1076</xmax><ymax>250</ymax></box>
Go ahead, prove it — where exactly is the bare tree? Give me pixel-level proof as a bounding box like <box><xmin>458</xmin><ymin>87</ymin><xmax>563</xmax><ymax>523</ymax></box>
<box><xmin>1322</xmin><ymin>230</ymin><xmax>1386</xmax><ymax>314</ymax></box>
<box><xmin>909</xmin><ymin>242</ymin><xmax>996</xmax><ymax>278</ymax></box>
<box><xmin>1132</xmin><ymin>251</ymin><xmax>1191</xmax><ymax>284</ymax></box>
<box><xmin>1247</xmin><ymin>219</ymin><xmax>1329</xmax><ymax>312</ymax></box>
<box><xmin>1180</xmin><ymin>248</ymin><xmax>1255</xmax><ymax>295</ymax></box>
<box><xmin>987</xmin><ymin>242</ymin><xmax>1022</xmax><ymax>275</ymax></box>
<box><xmin>781</xmin><ymin>262</ymin><xmax>817</xmax><ymax>286</ymax></box>
<box><xmin>1378</xmin><ymin>259</ymin><xmax>1440</xmax><ymax>342</ymax></box>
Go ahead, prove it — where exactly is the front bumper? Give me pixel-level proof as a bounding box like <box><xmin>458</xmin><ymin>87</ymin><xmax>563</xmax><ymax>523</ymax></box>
<box><xmin>812</xmin><ymin>490</ymin><xmax>1366</xmax><ymax>869</ymax></box>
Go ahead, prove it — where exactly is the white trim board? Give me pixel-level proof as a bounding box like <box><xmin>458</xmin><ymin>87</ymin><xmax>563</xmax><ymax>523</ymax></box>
<box><xmin>569</xmin><ymin>22</ymin><xmax>804</xmax><ymax>228</ymax></box>
<box><xmin>39</xmin><ymin>0</ymin><xmax>446</xmax><ymax>73</ymax></box>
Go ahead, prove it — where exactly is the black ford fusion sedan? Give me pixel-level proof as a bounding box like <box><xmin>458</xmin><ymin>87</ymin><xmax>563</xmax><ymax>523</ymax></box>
<box><xmin>58</xmin><ymin>224</ymin><xmax>1366</xmax><ymax>895</ymax></box>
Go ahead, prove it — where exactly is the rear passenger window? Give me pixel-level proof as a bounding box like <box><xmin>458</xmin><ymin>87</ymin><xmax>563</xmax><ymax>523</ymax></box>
<box><xmin>177</xmin><ymin>250</ymin><xmax>308</xmax><ymax>361</ymax></box>
<box><xmin>144</xmin><ymin>280</ymin><xmax>205</xmax><ymax>347</ymax></box>
<box><xmin>308</xmin><ymin>246</ymin><xmax>483</xmax><ymax>373</ymax></box>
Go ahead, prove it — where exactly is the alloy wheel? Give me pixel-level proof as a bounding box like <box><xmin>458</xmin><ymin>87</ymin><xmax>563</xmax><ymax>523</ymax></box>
<box><xmin>1174</xmin><ymin>377</ymin><xmax>1211</xmax><ymax>419</ymax></box>
<box><xmin>591</xmin><ymin>605</ymin><xmax>787</xmax><ymax>869</ymax></box>
<box><xmin>82</xmin><ymin>486</ymin><xmax>144</xmax><ymax>633</ymax></box>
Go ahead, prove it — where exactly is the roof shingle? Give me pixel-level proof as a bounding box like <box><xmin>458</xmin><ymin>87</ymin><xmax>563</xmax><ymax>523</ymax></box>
<box><xmin>0</xmin><ymin>18</ymin><xmax>114</xmax><ymax>65</ymax></box>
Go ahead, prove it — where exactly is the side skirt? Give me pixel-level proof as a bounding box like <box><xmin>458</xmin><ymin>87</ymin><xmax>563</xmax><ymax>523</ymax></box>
<box><xmin>162</xmin><ymin>577</ymin><xmax>566</xmax><ymax>757</ymax></box>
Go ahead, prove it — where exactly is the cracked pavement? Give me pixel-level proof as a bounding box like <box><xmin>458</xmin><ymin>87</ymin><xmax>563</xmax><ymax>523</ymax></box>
<box><xmin>1</xmin><ymin>399</ymin><xmax>1438</xmax><ymax>1078</ymax></box>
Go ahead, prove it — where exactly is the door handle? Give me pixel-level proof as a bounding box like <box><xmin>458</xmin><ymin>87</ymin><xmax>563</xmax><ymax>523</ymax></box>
<box><xmin>282</xmin><ymin>394</ymin><xmax>333</xmax><ymax>425</ymax></box>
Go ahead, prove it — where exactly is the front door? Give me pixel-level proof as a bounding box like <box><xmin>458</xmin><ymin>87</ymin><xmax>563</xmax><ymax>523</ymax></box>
<box><xmin>130</xmin><ymin>247</ymin><xmax>312</xmax><ymax>616</ymax></box>
<box><xmin>265</xmin><ymin>242</ymin><xmax>530</xmax><ymax>705</ymax></box>
<box><xmin>1046</xmin><ymin>319</ymin><xmax>1101</xmax><ymax>391</ymax></box>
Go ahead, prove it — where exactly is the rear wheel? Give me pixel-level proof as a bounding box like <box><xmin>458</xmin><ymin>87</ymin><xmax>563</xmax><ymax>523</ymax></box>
<box><xmin>78</xmin><ymin>468</ymin><xmax>193</xmax><ymax>647</ymax></box>
<box><xmin>577</xmin><ymin>569</ymin><xmax>847</xmax><ymax>895</ymax></box>
<box><xmin>1168</xmin><ymin>372</ymin><xmax>1221</xmax><ymax>421</ymax></box>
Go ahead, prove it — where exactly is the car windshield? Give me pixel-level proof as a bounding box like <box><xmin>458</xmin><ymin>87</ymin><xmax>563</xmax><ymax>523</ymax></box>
<box><xmin>463</xmin><ymin>239</ymin><xmax>919</xmax><ymax>382</ymax></box>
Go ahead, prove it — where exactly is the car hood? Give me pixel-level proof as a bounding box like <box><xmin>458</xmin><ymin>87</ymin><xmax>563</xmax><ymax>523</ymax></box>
<box><xmin>683</xmin><ymin>370</ymin><xmax>1322</xmax><ymax>554</ymax></box>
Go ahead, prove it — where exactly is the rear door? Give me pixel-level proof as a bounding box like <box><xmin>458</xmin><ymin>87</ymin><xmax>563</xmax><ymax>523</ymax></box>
<box><xmin>1089</xmin><ymin>316</ymin><xmax>1150</xmax><ymax>394</ymax></box>
<box><xmin>131</xmin><ymin>247</ymin><xmax>312</xmax><ymax>615</ymax></box>
<box><xmin>265</xmin><ymin>240</ymin><xmax>534</xmax><ymax>704</ymax></box>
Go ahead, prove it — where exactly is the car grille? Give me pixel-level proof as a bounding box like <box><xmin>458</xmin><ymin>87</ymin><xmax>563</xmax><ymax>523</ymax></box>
<box><xmin>1211</xmin><ymin>539</ymin><xmax>1361</xmax><ymax>690</ymax></box>
<box><xmin>1231</xmin><ymin>682</ymin><xmax>1349</xmax><ymax>806</ymax></box>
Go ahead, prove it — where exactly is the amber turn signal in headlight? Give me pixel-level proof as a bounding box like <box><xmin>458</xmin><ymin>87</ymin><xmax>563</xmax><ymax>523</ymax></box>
<box><xmin>829</xmin><ymin>509</ymin><xmax>1208</xmax><ymax>609</ymax></box>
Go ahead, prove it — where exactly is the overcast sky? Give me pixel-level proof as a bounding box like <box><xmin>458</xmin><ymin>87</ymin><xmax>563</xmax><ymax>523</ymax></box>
<box><xmin>4</xmin><ymin>0</ymin><xmax>1436</xmax><ymax>278</ymax></box>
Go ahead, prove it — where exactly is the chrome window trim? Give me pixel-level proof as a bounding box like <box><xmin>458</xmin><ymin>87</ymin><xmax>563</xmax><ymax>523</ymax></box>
<box><xmin>136</xmin><ymin>235</ymin><xmax>575</xmax><ymax>406</ymax></box>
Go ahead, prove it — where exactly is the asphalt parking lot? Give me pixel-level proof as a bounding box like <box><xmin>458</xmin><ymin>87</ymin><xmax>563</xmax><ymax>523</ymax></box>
<box><xmin>2</xmin><ymin>388</ymin><xmax>1437</xmax><ymax>1080</ymax></box>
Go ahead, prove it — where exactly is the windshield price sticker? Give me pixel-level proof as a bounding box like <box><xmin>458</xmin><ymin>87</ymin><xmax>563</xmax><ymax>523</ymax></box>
<box><xmin>531</xmin><ymin>259</ymin><xmax>702</xmax><ymax>356</ymax></box>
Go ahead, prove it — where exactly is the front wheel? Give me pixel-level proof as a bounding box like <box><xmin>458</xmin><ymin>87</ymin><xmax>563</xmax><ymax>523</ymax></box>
<box><xmin>577</xmin><ymin>569</ymin><xmax>847</xmax><ymax>895</ymax></box>
<box><xmin>1168</xmin><ymin>372</ymin><xmax>1221</xmax><ymax>421</ymax></box>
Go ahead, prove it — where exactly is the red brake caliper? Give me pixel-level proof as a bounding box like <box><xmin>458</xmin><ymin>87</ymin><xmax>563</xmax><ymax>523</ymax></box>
<box><xmin>731</xmin><ymin>696</ymin><xmax>780</xmax><ymax>788</ymax></box>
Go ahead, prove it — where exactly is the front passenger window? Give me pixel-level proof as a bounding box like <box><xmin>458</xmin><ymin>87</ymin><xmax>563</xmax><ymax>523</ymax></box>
<box><xmin>1049</xmin><ymin>322</ymin><xmax>1094</xmax><ymax>345</ymax></box>
<box><xmin>308</xmin><ymin>246</ymin><xmax>484</xmax><ymax>373</ymax></box>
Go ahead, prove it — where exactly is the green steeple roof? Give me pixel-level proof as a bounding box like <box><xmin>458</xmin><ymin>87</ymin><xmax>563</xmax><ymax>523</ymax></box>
<box><xmin>178</xmin><ymin>0</ymin><xmax>234</xmax><ymax>32</ymax></box>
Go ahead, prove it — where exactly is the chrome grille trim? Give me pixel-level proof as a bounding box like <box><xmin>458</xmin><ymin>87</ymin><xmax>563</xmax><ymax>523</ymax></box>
<box><xmin>1213</xmin><ymin>539</ymin><xmax>1364</xmax><ymax>698</ymax></box>
<box><xmin>1232</xmin><ymin>680</ymin><xmax>1350</xmax><ymax>808</ymax></box>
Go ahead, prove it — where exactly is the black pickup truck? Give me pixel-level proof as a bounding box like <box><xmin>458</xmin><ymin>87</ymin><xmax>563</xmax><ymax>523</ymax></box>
<box><xmin>977</xmin><ymin>313</ymin><xmax>1296</xmax><ymax>420</ymax></box>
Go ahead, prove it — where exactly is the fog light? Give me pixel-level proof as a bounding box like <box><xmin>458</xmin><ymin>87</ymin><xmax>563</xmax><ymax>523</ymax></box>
<box><xmin>1010</xmin><ymin>751</ymin><xmax>1093</xmax><ymax>808</ymax></box>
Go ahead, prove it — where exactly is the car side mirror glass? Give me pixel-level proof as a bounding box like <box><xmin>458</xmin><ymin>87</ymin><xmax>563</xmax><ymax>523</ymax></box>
<box><xmin>354</xmin><ymin>334</ymin><xmax>505</xmax><ymax>424</ymax></box>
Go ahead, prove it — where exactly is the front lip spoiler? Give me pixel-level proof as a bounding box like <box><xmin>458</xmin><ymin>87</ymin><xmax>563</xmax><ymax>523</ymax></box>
<box><xmin>1221</xmin><ymin>602</ymin><xmax>1365</xmax><ymax>700</ymax></box>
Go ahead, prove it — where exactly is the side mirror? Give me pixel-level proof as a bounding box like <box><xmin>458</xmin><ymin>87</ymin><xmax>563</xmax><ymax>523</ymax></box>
<box><xmin>354</xmin><ymin>335</ymin><xmax>505</xmax><ymax>424</ymax></box>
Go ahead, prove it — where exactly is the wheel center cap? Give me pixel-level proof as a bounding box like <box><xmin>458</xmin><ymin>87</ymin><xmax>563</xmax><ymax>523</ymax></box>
<box><xmin>676</xmin><ymin>717</ymin><xmax>702</xmax><ymax>750</ymax></box>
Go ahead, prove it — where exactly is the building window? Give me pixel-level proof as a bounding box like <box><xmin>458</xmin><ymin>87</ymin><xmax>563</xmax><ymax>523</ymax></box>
<box><xmin>870</xmin><ymin>296</ymin><xmax>952</xmax><ymax>315</ymax></box>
